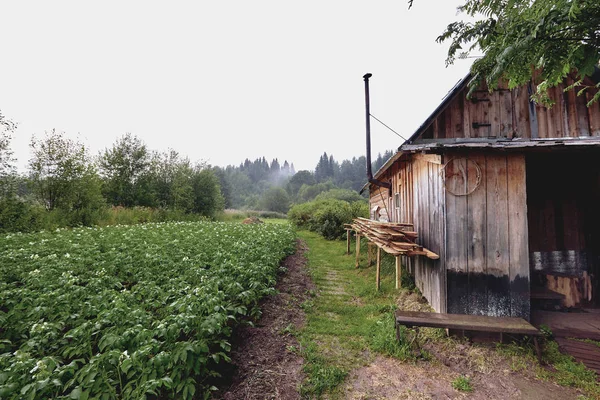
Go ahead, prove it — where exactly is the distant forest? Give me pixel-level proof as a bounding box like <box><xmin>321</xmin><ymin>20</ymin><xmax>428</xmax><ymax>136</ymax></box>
<box><xmin>0</xmin><ymin>110</ymin><xmax>395</xmax><ymax>231</ymax></box>
<box><xmin>215</xmin><ymin>149</ymin><xmax>395</xmax><ymax>211</ymax></box>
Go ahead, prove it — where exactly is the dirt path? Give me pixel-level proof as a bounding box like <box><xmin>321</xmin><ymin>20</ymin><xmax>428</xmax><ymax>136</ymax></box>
<box><xmin>216</xmin><ymin>238</ymin><xmax>589</xmax><ymax>399</ymax></box>
<box><xmin>215</xmin><ymin>240</ymin><xmax>315</xmax><ymax>400</ymax></box>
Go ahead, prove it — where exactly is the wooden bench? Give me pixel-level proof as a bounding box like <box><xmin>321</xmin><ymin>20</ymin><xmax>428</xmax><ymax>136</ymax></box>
<box><xmin>530</xmin><ymin>287</ymin><xmax>565</xmax><ymax>300</ymax></box>
<box><xmin>394</xmin><ymin>310</ymin><xmax>543</xmax><ymax>362</ymax></box>
<box><xmin>530</xmin><ymin>287</ymin><xmax>565</xmax><ymax>310</ymax></box>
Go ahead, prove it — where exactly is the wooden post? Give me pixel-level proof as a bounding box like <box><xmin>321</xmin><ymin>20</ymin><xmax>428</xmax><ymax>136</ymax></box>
<box><xmin>376</xmin><ymin>246</ymin><xmax>381</xmax><ymax>290</ymax></box>
<box><xmin>395</xmin><ymin>256</ymin><xmax>401</xmax><ymax>289</ymax></box>
<box><xmin>367</xmin><ymin>242</ymin><xmax>374</xmax><ymax>267</ymax></box>
<box><xmin>346</xmin><ymin>229</ymin><xmax>351</xmax><ymax>255</ymax></box>
<box><xmin>355</xmin><ymin>234</ymin><xmax>361</xmax><ymax>268</ymax></box>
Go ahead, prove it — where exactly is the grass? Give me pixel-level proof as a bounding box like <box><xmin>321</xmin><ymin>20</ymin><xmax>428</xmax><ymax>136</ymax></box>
<box><xmin>296</xmin><ymin>229</ymin><xmax>600</xmax><ymax>399</ymax></box>
<box><xmin>496</xmin><ymin>333</ymin><xmax>600</xmax><ymax>398</ymax></box>
<box><xmin>296</xmin><ymin>230</ymin><xmax>430</xmax><ymax>398</ymax></box>
<box><xmin>451</xmin><ymin>375</ymin><xmax>473</xmax><ymax>392</ymax></box>
<box><xmin>537</xmin><ymin>340</ymin><xmax>600</xmax><ymax>397</ymax></box>
<box><xmin>98</xmin><ymin>206</ymin><xmax>209</xmax><ymax>226</ymax></box>
<box><xmin>218</xmin><ymin>209</ymin><xmax>288</xmax><ymax>221</ymax></box>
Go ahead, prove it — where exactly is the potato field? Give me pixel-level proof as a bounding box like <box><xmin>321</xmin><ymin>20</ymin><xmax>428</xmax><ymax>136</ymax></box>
<box><xmin>0</xmin><ymin>221</ymin><xmax>296</xmax><ymax>399</ymax></box>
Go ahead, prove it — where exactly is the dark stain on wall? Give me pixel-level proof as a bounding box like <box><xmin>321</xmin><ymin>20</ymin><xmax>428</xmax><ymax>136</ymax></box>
<box><xmin>448</xmin><ymin>271</ymin><xmax>530</xmax><ymax>318</ymax></box>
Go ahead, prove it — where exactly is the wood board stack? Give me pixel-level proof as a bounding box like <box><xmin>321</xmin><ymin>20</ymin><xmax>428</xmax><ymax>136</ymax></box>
<box><xmin>347</xmin><ymin>217</ymin><xmax>439</xmax><ymax>259</ymax></box>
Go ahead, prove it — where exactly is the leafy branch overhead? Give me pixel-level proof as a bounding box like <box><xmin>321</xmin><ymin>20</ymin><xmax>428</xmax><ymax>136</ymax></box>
<box><xmin>413</xmin><ymin>0</ymin><xmax>600</xmax><ymax>105</ymax></box>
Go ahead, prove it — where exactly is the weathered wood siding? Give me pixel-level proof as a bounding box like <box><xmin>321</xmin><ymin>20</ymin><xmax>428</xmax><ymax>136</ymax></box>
<box><xmin>392</xmin><ymin>156</ymin><xmax>446</xmax><ymax>312</ymax></box>
<box><xmin>369</xmin><ymin>185</ymin><xmax>391</xmax><ymax>222</ymax></box>
<box><xmin>368</xmin><ymin>156</ymin><xmax>447</xmax><ymax>312</ymax></box>
<box><xmin>421</xmin><ymin>79</ymin><xmax>600</xmax><ymax>140</ymax></box>
<box><xmin>445</xmin><ymin>152</ymin><xmax>530</xmax><ymax>319</ymax></box>
<box><xmin>410</xmin><ymin>157</ymin><xmax>446</xmax><ymax>312</ymax></box>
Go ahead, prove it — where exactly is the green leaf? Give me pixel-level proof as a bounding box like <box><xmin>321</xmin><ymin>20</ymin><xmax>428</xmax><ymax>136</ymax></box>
<box><xmin>69</xmin><ymin>386</ymin><xmax>82</xmax><ymax>399</ymax></box>
<box><xmin>186</xmin><ymin>382</ymin><xmax>196</xmax><ymax>398</ymax></box>
<box><xmin>98</xmin><ymin>334</ymin><xmax>118</xmax><ymax>352</ymax></box>
<box><xmin>20</xmin><ymin>383</ymin><xmax>33</xmax><ymax>395</ymax></box>
<box><xmin>121</xmin><ymin>358</ymin><xmax>132</xmax><ymax>373</ymax></box>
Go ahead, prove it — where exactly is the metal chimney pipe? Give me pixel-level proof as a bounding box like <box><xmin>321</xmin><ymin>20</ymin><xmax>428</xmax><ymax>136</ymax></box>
<box><xmin>364</xmin><ymin>73</ymin><xmax>392</xmax><ymax>191</ymax></box>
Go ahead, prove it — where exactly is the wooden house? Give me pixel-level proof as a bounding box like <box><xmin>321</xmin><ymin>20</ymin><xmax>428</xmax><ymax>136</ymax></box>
<box><xmin>367</xmin><ymin>74</ymin><xmax>600</xmax><ymax>320</ymax></box>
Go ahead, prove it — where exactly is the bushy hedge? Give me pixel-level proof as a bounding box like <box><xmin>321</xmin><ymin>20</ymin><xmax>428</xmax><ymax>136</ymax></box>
<box><xmin>0</xmin><ymin>197</ymin><xmax>46</xmax><ymax>233</ymax></box>
<box><xmin>0</xmin><ymin>202</ymin><xmax>210</xmax><ymax>234</ymax></box>
<box><xmin>220</xmin><ymin>209</ymin><xmax>288</xmax><ymax>221</ymax></box>
<box><xmin>288</xmin><ymin>199</ymin><xmax>368</xmax><ymax>240</ymax></box>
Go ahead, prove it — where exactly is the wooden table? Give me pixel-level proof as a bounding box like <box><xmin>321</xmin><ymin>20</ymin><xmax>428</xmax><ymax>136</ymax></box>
<box><xmin>394</xmin><ymin>310</ymin><xmax>542</xmax><ymax>362</ymax></box>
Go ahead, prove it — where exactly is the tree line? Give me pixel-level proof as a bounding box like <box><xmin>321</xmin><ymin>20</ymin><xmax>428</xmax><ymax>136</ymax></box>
<box><xmin>215</xmin><ymin>149</ymin><xmax>394</xmax><ymax>214</ymax></box>
<box><xmin>0</xmin><ymin>110</ymin><xmax>395</xmax><ymax>231</ymax></box>
<box><xmin>0</xmin><ymin>121</ymin><xmax>225</xmax><ymax>231</ymax></box>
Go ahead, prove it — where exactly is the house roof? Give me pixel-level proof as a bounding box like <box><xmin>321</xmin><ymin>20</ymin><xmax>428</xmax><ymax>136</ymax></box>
<box><xmin>403</xmin><ymin>136</ymin><xmax>600</xmax><ymax>151</ymax></box>
<box><xmin>362</xmin><ymin>67</ymin><xmax>600</xmax><ymax>193</ymax></box>
<box><xmin>359</xmin><ymin>150</ymin><xmax>405</xmax><ymax>193</ymax></box>
<box><xmin>402</xmin><ymin>74</ymin><xmax>471</xmax><ymax>147</ymax></box>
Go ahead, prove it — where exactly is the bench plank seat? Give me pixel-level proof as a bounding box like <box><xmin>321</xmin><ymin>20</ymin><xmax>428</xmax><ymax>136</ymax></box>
<box><xmin>394</xmin><ymin>310</ymin><xmax>542</xmax><ymax>362</ymax></box>
<box><xmin>530</xmin><ymin>287</ymin><xmax>565</xmax><ymax>301</ymax></box>
<box><xmin>394</xmin><ymin>310</ymin><xmax>540</xmax><ymax>336</ymax></box>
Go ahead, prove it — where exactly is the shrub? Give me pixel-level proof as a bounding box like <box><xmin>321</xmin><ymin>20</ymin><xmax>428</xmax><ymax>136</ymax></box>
<box><xmin>314</xmin><ymin>188</ymin><xmax>366</xmax><ymax>203</ymax></box>
<box><xmin>0</xmin><ymin>197</ymin><xmax>45</xmax><ymax>233</ymax></box>
<box><xmin>218</xmin><ymin>209</ymin><xmax>287</xmax><ymax>221</ymax></box>
<box><xmin>288</xmin><ymin>199</ymin><xmax>368</xmax><ymax>240</ymax></box>
<box><xmin>297</xmin><ymin>181</ymin><xmax>334</xmax><ymax>203</ymax></box>
<box><xmin>258</xmin><ymin>187</ymin><xmax>290</xmax><ymax>213</ymax></box>
<box><xmin>98</xmin><ymin>206</ymin><xmax>208</xmax><ymax>226</ymax></box>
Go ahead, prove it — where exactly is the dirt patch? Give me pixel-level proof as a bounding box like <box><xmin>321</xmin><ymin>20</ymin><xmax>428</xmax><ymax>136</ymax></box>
<box><xmin>241</xmin><ymin>216</ymin><xmax>264</xmax><ymax>224</ymax></box>
<box><xmin>215</xmin><ymin>240</ymin><xmax>315</xmax><ymax>400</ymax></box>
<box><xmin>343</xmin><ymin>354</ymin><xmax>582</xmax><ymax>400</ymax></box>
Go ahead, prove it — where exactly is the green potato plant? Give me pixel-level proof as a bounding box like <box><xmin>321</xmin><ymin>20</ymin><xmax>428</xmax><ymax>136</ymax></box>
<box><xmin>0</xmin><ymin>221</ymin><xmax>295</xmax><ymax>399</ymax></box>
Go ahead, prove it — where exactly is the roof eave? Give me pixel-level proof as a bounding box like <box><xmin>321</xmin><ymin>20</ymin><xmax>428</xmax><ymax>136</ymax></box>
<box><xmin>360</xmin><ymin>150</ymin><xmax>405</xmax><ymax>193</ymax></box>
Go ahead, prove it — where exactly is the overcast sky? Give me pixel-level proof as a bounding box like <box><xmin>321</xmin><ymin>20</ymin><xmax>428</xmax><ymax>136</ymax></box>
<box><xmin>1</xmin><ymin>1</ymin><xmax>473</xmax><ymax>172</ymax></box>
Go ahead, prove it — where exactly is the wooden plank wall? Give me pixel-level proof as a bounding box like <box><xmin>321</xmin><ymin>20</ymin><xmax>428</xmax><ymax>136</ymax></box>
<box><xmin>405</xmin><ymin>157</ymin><xmax>447</xmax><ymax>313</ymax></box>
<box><xmin>428</xmin><ymin>80</ymin><xmax>600</xmax><ymax>140</ymax></box>
<box><xmin>369</xmin><ymin>185</ymin><xmax>391</xmax><ymax>222</ymax></box>
<box><xmin>368</xmin><ymin>157</ymin><xmax>447</xmax><ymax>313</ymax></box>
<box><xmin>445</xmin><ymin>152</ymin><xmax>530</xmax><ymax>319</ymax></box>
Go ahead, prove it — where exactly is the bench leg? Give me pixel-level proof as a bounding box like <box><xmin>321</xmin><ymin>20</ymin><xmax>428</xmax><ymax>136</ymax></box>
<box><xmin>412</xmin><ymin>327</ymin><xmax>421</xmax><ymax>352</ymax></box>
<box><xmin>396</xmin><ymin>322</ymin><xmax>401</xmax><ymax>342</ymax></box>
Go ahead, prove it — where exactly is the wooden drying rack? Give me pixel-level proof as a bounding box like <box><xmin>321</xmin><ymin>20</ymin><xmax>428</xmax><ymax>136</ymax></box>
<box><xmin>345</xmin><ymin>217</ymin><xmax>439</xmax><ymax>290</ymax></box>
